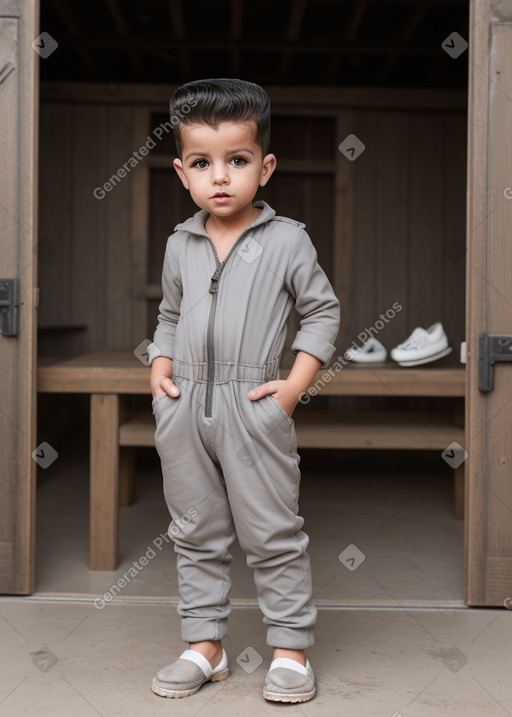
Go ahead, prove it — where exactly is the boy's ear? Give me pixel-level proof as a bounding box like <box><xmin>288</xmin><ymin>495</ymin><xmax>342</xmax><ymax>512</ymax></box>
<box><xmin>173</xmin><ymin>157</ymin><xmax>189</xmax><ymax>190</ymax></box>
<box><xmin>259</xmin><ymin>153</ymin><xmax>277</xmax><ymax>187</ymax></box>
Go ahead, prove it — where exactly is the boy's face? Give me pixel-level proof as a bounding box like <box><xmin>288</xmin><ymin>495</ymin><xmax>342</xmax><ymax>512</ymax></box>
<box><xmin>173</xmin><ymin>121</ymin><xmax>276</xmax><ymax>222</ymax></box>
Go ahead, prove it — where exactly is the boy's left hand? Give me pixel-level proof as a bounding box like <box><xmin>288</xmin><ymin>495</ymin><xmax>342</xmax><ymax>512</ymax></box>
<box><xmin>247</xmin><ymin>380</ymin><xmax>300</xmax><ymax>418</ymax></box>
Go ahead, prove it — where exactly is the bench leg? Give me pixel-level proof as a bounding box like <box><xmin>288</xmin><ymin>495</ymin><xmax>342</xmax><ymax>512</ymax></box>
<box><xmin>454</xmin><ymin>464</ymin><xmax>464</xmax><ymax>520</ymax></box>
<box><xmin>90</xmin><ymin>393</ymin><xmax>119</xmax><ymax>570</ymax></box>
<box><xmin>119</xmin><ymin>446</ymin><xmax>135</xmax><ymax>507</ymax></box>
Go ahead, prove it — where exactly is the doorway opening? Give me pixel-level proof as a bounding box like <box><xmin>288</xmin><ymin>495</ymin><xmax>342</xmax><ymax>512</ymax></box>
<box><xmin>34</xmin><ymin>0</ymin><xmax>469</xmax><ymax>607</ymax></box>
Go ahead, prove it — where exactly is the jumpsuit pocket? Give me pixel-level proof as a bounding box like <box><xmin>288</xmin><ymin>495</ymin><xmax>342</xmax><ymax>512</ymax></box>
<box><xmin>152</xmin><ymin>394</ymin><xmax>168</xmax><ymax>412</ymax></box>
<box><xmin>254</xmin><ymin>395</ymin><xmax>300</xmax><ymax>508</ymax></box>
<box><xmin>252</xmin><ymin>394</ymin><xmax>295</xmax><ymax>458</ymax></box>
<box><xmin>266</xmin><ymin>394</ymin><xmax>294</xmax><ymax>425</ymax></box>
<box><xmin>152</xmin><ymin>393</ymin><xmax>181</xmax><ymax>420</ymax></box>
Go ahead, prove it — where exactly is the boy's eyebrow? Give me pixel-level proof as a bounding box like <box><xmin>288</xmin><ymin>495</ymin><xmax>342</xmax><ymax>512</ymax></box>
<box><xmin>184</xmin><ymin>147</ymin><xmax>255</xmax><ymax>162</ymax></box>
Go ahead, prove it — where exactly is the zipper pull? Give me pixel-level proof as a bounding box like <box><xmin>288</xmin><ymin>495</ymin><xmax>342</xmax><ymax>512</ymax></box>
<box><xmin>209</xmin><ymin>268</ymin><xmax>221</xmax><ymax>294</ymax></box>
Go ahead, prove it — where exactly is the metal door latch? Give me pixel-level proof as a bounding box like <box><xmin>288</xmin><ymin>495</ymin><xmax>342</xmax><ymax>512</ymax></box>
<box><xmin>0</xmin><ymin>278</ymin><xmax>20</xmax><ymax>336</ymax></box>
<box><xmin>478</xmin><ymin>333</ymin><xmax>512</xmax><ymax>391</ymax></box>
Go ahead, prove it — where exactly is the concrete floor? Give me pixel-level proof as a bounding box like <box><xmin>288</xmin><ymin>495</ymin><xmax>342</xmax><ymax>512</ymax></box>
<box><xmin>2</xmin><ymin>436</ymin><xmax>506</xmax><ymax>715</ymax></box>
<box><xmin>0</xmin><ymin>600</ymin><xmax>509</xmax><ymax>716</ymax></box>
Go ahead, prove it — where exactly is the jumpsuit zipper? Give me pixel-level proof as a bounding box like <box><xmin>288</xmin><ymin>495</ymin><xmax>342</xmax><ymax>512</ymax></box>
<box><xmin>205</xmin><ymin>227</ymin><xmax>254</xmax><ymax>418</ymax></box>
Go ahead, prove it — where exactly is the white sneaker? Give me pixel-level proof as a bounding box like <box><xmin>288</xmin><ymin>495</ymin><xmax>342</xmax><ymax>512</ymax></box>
<box><xmin>390</xmin><ymin>322</ymin><xmax>452</xmax><ymax>366</ymax></box>
<box><xmin>345</xmin><ymin>338</ymin><xmax>387</xmax><ymax>363</ymax></box>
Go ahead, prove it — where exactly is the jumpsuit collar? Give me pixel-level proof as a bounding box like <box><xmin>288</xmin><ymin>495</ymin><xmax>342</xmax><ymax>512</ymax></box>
<box><xmin>174</xmin><ymin>200</ymin><xmax>276</xmax><ymax>238</ymax></box>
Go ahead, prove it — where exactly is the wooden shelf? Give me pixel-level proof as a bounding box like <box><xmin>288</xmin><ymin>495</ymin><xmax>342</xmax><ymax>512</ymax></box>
<box><xmin>280</xmin><ymin>361</ymin><xmax>465</xmax><ymax>397</ymax></box>
<box><xmin>37</xmin><ymin>348</ymin><xmax>465</xmax><ymax>396</ymax></box>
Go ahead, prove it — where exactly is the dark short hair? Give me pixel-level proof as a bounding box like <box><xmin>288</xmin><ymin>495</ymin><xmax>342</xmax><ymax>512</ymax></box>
<box><xmin>169</xmin><ymin>78</ymin><xmax>271</xmax><ymax>158</ymax></box>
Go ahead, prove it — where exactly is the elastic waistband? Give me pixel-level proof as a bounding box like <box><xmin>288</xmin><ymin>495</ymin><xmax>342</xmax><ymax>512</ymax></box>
<box><xmin>172</xmin><ymin>358</ymin><xmax>280</xmax><ymax>383</ymax></box>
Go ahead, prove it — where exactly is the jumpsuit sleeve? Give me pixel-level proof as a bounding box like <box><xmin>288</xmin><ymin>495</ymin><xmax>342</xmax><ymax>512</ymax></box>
<box><xmin>147</xmin><ymin>238</ymin><xmax>182</xmax><ymax>365</ymax></box>
<box><xmin>285</xmin><ymin>228</ymin><xmax>341</xmax><ymax>369</ymax></box>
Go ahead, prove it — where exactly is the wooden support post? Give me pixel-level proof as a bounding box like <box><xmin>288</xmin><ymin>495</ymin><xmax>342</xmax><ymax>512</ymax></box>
<box><xmin>90</xmin><ymin>393</ymin><xmax>119</xmax><ymax>570</ymax></box>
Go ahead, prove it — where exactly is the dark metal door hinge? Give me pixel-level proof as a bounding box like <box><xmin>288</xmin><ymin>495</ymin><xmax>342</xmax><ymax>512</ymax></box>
<box><xmin>0</xmin><ymin>278</ymin><xmax>20</xmax><ymax>336</ymax></box>
<box><xmin>478</xmin><ymin>333</ymin><xmax>512</xmax><ymax>391</ymax></box>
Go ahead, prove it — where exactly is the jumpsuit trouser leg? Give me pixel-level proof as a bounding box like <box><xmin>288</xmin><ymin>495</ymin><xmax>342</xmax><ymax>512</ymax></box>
<box><xmin>153</xmin><ymin>372</ymin><xmax>316</xmax><ymax>650</ymax></box>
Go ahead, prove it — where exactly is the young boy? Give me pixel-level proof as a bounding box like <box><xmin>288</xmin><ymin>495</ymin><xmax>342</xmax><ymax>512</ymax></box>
<box><xmin>148</xmin><ymin>78</ymin><xmax>340</xmax><ymax>703</ymax></box>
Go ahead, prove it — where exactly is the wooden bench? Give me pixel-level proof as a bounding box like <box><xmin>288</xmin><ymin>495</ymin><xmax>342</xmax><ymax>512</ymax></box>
<box><xmin>38</xmin><ymin>349</ymin><xmax>465</xmax><ymax>570</ymax></box>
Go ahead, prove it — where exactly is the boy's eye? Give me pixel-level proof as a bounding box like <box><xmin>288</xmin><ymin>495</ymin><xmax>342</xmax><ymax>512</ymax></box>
<box><xmin>230</xmin><ymin>156</ymin><xmax>247</xmax><ymax>167</ymax></box>
<box><xmin>191</xmin><ymin>159</ymin><xmax>209</xmax><ymax>169</ymax></box>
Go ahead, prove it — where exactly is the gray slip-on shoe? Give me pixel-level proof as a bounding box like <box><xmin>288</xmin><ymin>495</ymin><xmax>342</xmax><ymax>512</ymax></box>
<box><xmin>152</xmin><ymin>648</ymin><xmax>229</xmax><ymax>698</ymax></box>
<box><xmin>263</xmin><ymin>657</ymin><xmax>316</xmax><ymax>703</ymax></box>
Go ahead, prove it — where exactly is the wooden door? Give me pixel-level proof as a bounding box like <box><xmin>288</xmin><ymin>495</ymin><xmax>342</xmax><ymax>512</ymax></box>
<box><xmin>0</xmin><ymin>0</ymin><xmax>39</xmax><ymax>594</ymax></box>
<box><xmin>466</xmin><ymin>0</ymin><xmax>512</xmax><ymax>604</ymax></box>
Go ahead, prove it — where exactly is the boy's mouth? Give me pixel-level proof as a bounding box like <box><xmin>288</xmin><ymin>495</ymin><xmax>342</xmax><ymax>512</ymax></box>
<box><xmin>212</xmin><ymin>192</ymin><xmax>232</xmax><ymax>203</ymax></box>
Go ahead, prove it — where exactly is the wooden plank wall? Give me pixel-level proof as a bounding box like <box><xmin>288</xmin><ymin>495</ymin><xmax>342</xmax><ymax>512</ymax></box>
<box><xmin>349</xmin><ymin>109</ymin><xmax>467</xmax><ymax>360</ymax></box>
<box><xmin>38</xmin><ymin>103</ymin><xmax>136</xmax><ymax>357</ymax></box>
<box><xmin>38</xmin><ymin>99</ymin><xmax>467</xmax><ymax>370</ymax></box>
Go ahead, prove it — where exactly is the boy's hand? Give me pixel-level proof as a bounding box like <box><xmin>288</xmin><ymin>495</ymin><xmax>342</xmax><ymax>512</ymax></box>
<box><xmin>247</xmin><ymin>380</ymin><xmax>300</xmax><ymax>418</ymax></box>
<box><xmin>247</xmin><ymin>352</ymin><xmax>322</xmax><ymax>417</ymax></box>
<box><xmin>150</xmin><ymin>356</ymin><xmax>181</xmax><ymax>399</ymax></box>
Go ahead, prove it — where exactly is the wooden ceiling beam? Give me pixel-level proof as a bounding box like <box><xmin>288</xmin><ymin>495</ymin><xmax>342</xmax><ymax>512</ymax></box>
<box><xmin>51</xmin><ymin>0</ymin><xmax>101</xmax><ymax>79</ymax></box>
<box><xmin>104</xmin><ymin>0</ymin><xmax>144</xmax><ymax>80</ymax></box>
<box><xmin>230</xmin><ymin>0</ymin><xmax>244</xmax><ymax>77</ymax></box>
<box><xmin>167</xmin><ymin>0</ymin><xmax>191</xmax><ymax>79</ymax></box>
<box><xmin>41</xmin><ymin>80</ymin><xmax>468</xmax><ymax>110</ymax></box>
<box><xmin>64</xmin><ymin>37</ymin><xmax>445</xmax><ymax>56</ymax></box>
<box><xmin>324</xmin><ymin>0</ymin><xmax>369</xmax><ymax>83</ymax></box>
<box><xmin>279</xmin><ymin>0</ymin><xmax>308</xmax><ymax>81</ymax></box>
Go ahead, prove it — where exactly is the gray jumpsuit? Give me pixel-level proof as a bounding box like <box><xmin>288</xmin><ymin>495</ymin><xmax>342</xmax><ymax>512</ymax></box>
<box><xmin>148</xmin><ymin>200</ymin><xmax>340</xmax><ymax>649</ymax></box>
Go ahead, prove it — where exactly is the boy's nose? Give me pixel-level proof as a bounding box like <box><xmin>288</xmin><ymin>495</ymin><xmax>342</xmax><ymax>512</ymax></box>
<box><xmin>211</xmin><ymin>163</ymin><xmax>229</xmax><ymax>184</ymax></box>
